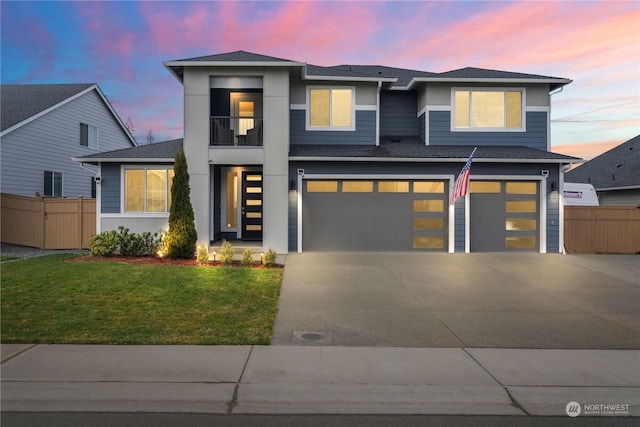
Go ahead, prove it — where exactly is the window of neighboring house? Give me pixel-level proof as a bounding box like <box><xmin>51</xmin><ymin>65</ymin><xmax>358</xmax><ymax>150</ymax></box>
<box><xmin>80</xmin><ymin>123</ymin><xmax>98</xmax><ymax>148</ymax></box>
<box><xmin>124</xmin><ymin>167</ymin><xmax>174</xmax><ymax>213</ymax></box>
<box><xmin>308</xmin><ymin>87</ymin><xmax>354</xmax><ymax>130</ymax></box>
<box><xmin>44</xmin><ymin>171</ymin><xmax>62</xmax><ymax>197</ymax></box>
<box><xmin>91</xmin><ymin>177</ymin><xmax>97</xmax><ymax>198</ymax></box>
<box><xmin>453</xmin><ymin>89</ymin><xmax>523</xmax><ymax>130</ymax></box>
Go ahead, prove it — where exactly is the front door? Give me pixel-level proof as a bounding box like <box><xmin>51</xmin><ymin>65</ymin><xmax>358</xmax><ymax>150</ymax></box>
<box><xmin>241</xmin><ymin>172</ymin><xmax>263</xmax><ymax>240</ymax></box>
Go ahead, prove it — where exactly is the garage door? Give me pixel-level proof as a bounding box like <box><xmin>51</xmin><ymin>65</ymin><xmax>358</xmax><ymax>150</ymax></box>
<box><xmin>302</xmin><ymin>179</ymin><xmax>447</xmax><ymax>251</ymax></box>
<box><xmin>470</xmin><ymin>181</ymin><xmax>539</xmax><ymax>251</ymax></box>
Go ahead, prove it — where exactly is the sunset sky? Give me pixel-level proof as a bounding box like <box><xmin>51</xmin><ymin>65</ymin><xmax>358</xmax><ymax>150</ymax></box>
<box><xmin>1</xmin><ymin>0</ymin><xmax>638</xmax><ymax>160</ymax></box>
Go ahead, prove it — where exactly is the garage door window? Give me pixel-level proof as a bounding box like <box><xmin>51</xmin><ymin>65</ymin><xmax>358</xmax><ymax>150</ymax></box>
<box><xmin>506</xmin><ymin>182</ymin><xmax>537</xmax><ymax>194</ymax></box>
<box><xmin>414</xmin><ymin>181</ymin><xmax>444</xmax><ymax>193</ymax></box>
<box><xmin>307</xmin><ymin>181</ymin><xmax>338</xmax><ymax>192</ymax></box>
<box><xmin>413</xmin><ymin>200</ymin><xmax>444</xmax><ymax>212</ymax></box>
<box><xmin>506</xmin><ymin>236</ymin><xmax>537</xmax><ymax>249</ymax></box>
<box><xmin>342</xmin><ymin>181</ymin><xmax>374</xmax><ymax>193</ymax></box>
<box><xmin>471</xmin><ymin>181</ymin><xmax>501</xmax><ymax>193</ymax></box>
<box><xmin>378</xmin><ymin>181</ymin><xmax>409</xmax><ymax>193</ymax></box>
<box><xmin>413</xmin><ymin>218</ymin><xmax>444</xmax><ymax>230</ymax></box>
<box><xmin>413</xmin><ymin>236</ymin><xmax>444</xmax><ymax>249</ymax></box>
<box><xmin>506</xmin><ymin>200</ymin><xmax>536</xmax><ymax>212</ymax></box>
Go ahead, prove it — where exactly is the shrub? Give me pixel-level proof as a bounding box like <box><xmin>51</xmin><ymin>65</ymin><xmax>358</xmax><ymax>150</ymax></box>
<box><xmin>88</xmin><ymin>230</ymin><xmax>118</xmax><ymax>256</ymax></box>
<box><xmin>196</xmin><ymin>245</ymin><xmax>209</xmax><ymax>266</ymax></box>
<box><xmin>263</xmin><ymin>248</ymin><xmax>277</xmax><ymax>267</ymax></box>
<box><xmin>219</xmin><ymin>240</ymin><xmax>235</xmax><ymax>266</ymax></box>
<box><xmin>241</xmin><ymin>248</ymin><xmax>255</xmax><ymax>267</ymax></box>
<box><xmin>166</xmin><ymin>150</ymin><xmax>197</xmax><ymax>259</ymax></box>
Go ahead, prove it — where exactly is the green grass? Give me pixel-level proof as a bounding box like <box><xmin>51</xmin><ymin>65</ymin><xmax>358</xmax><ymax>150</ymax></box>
<box><xmin>1</xmin><ymin>255</ymin><xmax>19</xmax><ymax>261</ymax></box>
<box><xmin>1</xmin><ymin>254</ymin><xmax>283</xmax><ymax>345</ymax></box>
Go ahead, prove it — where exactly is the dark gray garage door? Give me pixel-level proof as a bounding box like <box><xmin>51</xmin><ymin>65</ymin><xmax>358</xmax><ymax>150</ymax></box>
<box><xmin>470</xmin><ymin>181</ymin><xmax>539</xmax><ymax>251</ymax></box>
<box><xmin>302</xmin><ymin>179</ymin><xmax>447</xmax><ymax>251</ymax></box>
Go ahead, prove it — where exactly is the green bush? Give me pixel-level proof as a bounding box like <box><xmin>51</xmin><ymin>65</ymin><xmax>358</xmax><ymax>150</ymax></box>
<box><xmin>88</xmin><ymin>230</ymin><xmax>118</xmax><ymax>256</ymax></box>
<box><xmin>241</xmin><ymin>248</ymin><xmax>255</xmax><ymax>267</ymax></box>
<box><xmin>263</xmin><ymin>248</ymin><xmax>277</xmax><ymax>267</ymax></box>
<box><xmin>166</xmin><ymin>150</ymin><xmax>197</xmax><ymax>259</ymax></box>
<box><xmin>88</xmin><ymin>228</ymin><xmax>165</xmax><ymax>257</ymax></box>
<box><xmin>219</xmin><ymin>240</ymin><xmax>235</xmax><ymax>266</ymax></box>
<box><xmin>196</xmin><ymin>245</ymin><xmax>209</xmax><ymax>266</ymax></box>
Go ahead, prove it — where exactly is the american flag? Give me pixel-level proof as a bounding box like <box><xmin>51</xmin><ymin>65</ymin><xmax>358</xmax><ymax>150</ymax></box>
<box><xmin>449</xmin><ymin>148</ymin><xmax>477</xmax><ymax>205</ymax></box>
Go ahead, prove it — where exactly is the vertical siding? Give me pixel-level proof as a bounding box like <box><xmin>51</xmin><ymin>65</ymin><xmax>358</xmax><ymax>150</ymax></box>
<box><xmin>454</xmin><ymin>200</ymin><xmax>466</xmax><ymax>251</ymax></box>
<box><xmin>101</xmin><ymin>163</ymin><xmax>121</xmax><ymax>213</ymax></box>
<box><xmin>290</xmin><ymin>110</ymin><xmax>376</xmax><ymax>145</ymax></box>
<box><xmin>288</xmin><ymin>184</ymin><xmax>298</xmax><ymax>252</ymax></box>
<box><xmin>546</xmin><ymin>165</ymin><xmax>561</xmax><ymax>252</ymax></box>
<box><xmin>428</xmin><ymin>110</ymin><xmax>548</xmax><ymax>150</ymax></box>
<box><xmin>1</xmin><ymin>89</ymin><xmax>133</xmax><ymax>198</ymax></box>
<box><xmin>379</xmin><ymin>91</ymin><xmax>418</xmax><ymax>136</ymax></box>
<box><xmin>418</xmin><ymin>112</ymin><xmax>426</xmax><ymax>143</ymax></box>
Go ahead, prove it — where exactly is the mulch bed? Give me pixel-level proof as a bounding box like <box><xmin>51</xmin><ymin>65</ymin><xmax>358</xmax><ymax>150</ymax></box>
<box><xmin>68</xmin><ymin>255</ymin><xmax>282</xmax><ymax>268</ymax></box>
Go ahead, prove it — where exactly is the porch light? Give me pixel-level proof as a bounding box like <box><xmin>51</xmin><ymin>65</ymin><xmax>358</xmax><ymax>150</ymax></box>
<box><xmin>260</xmin><ymin>251</ymin><xmax>265</xmax><ymax>263</ymax></box>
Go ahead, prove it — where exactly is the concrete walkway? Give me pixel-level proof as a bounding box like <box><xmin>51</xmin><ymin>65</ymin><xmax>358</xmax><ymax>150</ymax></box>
<box><xmin>2</xmin><ymin>344</ymin><xmax>638</xmax><ymax>416</ymax></box>
<box><xmin>272</xmin><ymin>253</ymin><xmax>640</xmax><ymax>348</ymax></box>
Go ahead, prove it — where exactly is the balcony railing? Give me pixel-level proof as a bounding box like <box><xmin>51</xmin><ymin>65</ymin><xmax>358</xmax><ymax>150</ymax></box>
<box><xmin>210</xmin><ymin>117</ymin><xmax>263</xmax><ymax>146</ymax></box>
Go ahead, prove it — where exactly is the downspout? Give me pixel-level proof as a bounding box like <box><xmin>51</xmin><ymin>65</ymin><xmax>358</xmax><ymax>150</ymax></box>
<box><xmin>376</xmin><ymin>80</ymin><xmax>382</xmax><ymax>146</ymax></box>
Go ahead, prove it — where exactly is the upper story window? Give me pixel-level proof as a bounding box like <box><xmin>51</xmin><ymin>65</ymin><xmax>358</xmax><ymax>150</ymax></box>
<box><xmin>308</xmin><ymin>87</ymin><xmax>354</xmax><ymax>130</ymax></box>
<box><xmin>124</xmin><ymin>167</ymin><xmax>174</xmax><ymax>213</ymax></box>
<box><xmin>453</xmin><ymin>89</ymin><xmax>523</xmax><ymax>130</ymax></box>
<box><xmin>80</xmin><ymin>123</ymin><xmax>98</xmax><ymax>149</ymax></box>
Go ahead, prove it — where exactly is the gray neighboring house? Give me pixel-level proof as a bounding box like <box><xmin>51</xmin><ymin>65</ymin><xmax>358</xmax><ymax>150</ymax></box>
<box><xmin>565</xmin><ymin>135</ymin><xmax>640</xmax><ymax>206</ymax></box>
<box><xmin>1</xmin><ymin>83</ymin><xmax>136</xmax><ymax>198</ymax></box>
<box><xmin>78</xmin><ymin>50</ymin><xmax>582</xmax><ymax>254</ymax></box>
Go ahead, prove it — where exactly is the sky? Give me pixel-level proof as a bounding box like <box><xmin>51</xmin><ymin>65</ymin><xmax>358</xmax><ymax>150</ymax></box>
<box><xmin>1</xmin><ymin>0</ymin><xmax>638</xmax><ymax>160</ymax></box>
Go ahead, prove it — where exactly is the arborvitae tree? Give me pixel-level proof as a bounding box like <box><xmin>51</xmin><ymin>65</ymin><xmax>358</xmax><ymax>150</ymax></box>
<box><xmin>166</xmin><ymin>150</ymin><xmax>197</xmax><ymax>259</ymax></box>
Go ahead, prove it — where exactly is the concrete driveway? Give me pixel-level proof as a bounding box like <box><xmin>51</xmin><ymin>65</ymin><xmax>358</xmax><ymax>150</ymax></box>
<box><xmin>271</xmin><ymin>253</ymin><xmax>640</xmax><ymax>348</ymax></box>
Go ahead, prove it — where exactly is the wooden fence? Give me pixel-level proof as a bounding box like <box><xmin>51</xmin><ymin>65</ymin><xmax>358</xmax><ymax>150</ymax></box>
<box><xmin>564</xmin><ymin>206</ymin><xmax>640</xmax><ymax>254</ymax></box>
<box><xmin>1</xmin><ymin>193</ymin><xmax>95</xmax><ymax>249</ymax></box>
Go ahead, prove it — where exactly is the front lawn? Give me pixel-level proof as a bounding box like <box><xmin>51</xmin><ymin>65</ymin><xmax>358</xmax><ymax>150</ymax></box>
<box><xmin>1</xmin><ymin>254</ymin><xmax>283</xmax><ymax>345</ymax></box>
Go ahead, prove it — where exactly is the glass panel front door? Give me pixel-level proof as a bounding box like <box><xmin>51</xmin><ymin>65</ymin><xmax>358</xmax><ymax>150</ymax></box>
<box><xmin>242</xmin><ymin>172</ymin><xmax>263</xmax><ymax>240</ymax></box>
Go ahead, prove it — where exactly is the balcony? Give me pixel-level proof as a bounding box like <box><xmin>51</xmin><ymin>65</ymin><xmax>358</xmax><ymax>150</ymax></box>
<box><xmin>211</xmin><ymin>117</ymin><xmax>263</xmax><ymax>146</ymax></box>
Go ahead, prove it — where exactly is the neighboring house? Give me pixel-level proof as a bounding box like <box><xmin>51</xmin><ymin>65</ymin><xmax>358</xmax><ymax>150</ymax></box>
<box><xmin>77</xmin><ymin>50</ymin><xmax>581</xmax><ymax>254</ymax></box>
<box><xmin>1</xmin><ymin>84</ymin><xmax>136</xmax><ymax>198</ymax></box>
<box><xmin>565</xmin><ymin>135</ymin><xmax>640</xmax><ymax>206</ymax></box>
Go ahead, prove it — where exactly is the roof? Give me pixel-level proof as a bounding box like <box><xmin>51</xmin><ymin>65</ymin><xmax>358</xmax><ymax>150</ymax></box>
<box><xmin>1</xmin><ymin>83</ymin><xmax>94</xmax><ymax>131</ymax></box>
<box><xmin>290</xmin><ymin>139</ymin><xmax>581</xmax><ymax>163</ymax></box>
<box><xmin>164</xmin><ymin>50</ymin><xmax>571</xmax><ymax>91</ymax></box>
<box><xmin>0</xmin><ymin>83</ymin><xmax>137</xmax><ymax>145</ymax></box>
<box><xmin>74</xmin><ymin>138</ymin><xmax>183</xmax><ymax>163</ymax></box>
<box><xmin>565</xmin><ymin>135</ymin><xmax>640</xmax><ymax>190</ymax></box>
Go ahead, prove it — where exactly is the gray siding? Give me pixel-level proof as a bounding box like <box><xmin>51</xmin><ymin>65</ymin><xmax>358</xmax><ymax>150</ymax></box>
<box><xmin>428</xmin><ymin>110</ymin><xmax>548</xmax><ymax>150</ymax></box>
<box><xmin>418</xmin><ymin>112</ymin><xmax>426</xmax><ymax>142</ymax></box>
<box><xmin>380</xmin><ymin>91</ymin><xmax>418</xmax><ymax>136</ymax></box>
<box><xmin>290</xmin><ymin>110</ymin><xmax>376</xmax><ymax>145</ymax></box>
<box><xmin>101</xmin><ymin>163</ymin><xmax>121</xmax><ymax>213</ymax></box>
<box><xmin>1</xmin><ymin>89</ymin><xmax>133</xmax><ymax>197</ymax></box>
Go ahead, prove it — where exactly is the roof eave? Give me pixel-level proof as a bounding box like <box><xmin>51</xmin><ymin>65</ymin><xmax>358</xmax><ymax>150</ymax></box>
<box><xmin>73</xmin><ymin>157</ymin><xmax>175</xmax><ymax>163</ymax></box>
<box><xmin>289</xmin><ymin>156</ymin><xmax>580</xmax><ymax>164</ymax></box>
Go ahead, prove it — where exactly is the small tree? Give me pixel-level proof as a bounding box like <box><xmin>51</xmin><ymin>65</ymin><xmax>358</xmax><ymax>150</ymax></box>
<box><xmin>166</xmin><ymin>150</ymin><xmax>197</xmax><ymax>259</ymax></box>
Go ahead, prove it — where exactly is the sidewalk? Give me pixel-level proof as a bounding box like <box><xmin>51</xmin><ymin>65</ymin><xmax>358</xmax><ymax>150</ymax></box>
<box><xmin>2</xmin><ymin>344</ymin><xmax>638</xmax><ymax>416</ymax></box>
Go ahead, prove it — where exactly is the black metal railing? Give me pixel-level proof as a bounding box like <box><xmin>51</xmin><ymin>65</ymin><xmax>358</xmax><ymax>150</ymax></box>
<box><xmin>210</xmin><ymin>117</ymin><xmax>263</xmax><ymax>146</ymax></box>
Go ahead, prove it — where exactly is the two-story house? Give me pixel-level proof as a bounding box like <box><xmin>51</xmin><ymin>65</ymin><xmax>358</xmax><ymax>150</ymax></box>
<box><xmin>78</xmin><ymin>51</ymin><xmax>580</xmax><ymax>253</ymax></box>
<box><xmin>1</xmin><ymin>84</ymin><xmax>137</xmax><ymax>198</ymax></box>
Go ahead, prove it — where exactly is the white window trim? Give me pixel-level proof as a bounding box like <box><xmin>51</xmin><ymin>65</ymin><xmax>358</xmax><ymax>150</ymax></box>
<box><xmin>80</xmin><ymin>123</ymin><xmax>99</xmax><ymax>150</ymax></box>
<box><xmin>305</xmin><ymin>86</ymin><xmax>356</xmax><ymax>131</ymax></box>
<box><xmin>120</xmin><ymin>165</ymin><xmax>174</xmax><ymax>214</ymax></box>
<box><xmin>44</xmin><ymin>170</ymin><xmax>63</xmax><ymax>197</ymax></box>
<box><xmin>450</xmin><ymin>87</ymin><xmax>526</xmax><ymax>132</ymax></box>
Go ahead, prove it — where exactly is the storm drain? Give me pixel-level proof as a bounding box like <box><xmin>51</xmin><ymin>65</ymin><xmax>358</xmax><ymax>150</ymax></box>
<box><xmin>292</xmin><ymin>330</ymin><xmax>333</xmax><ymax>344</ymax></box>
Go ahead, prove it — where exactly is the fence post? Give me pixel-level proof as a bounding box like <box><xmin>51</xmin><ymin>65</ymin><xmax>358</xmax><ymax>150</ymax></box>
<box><xmin>40</xmin><ymin>196</ymin><xmax>46</xmax><ymax>249</ymax></box>
<box><xmin>78</xmin><ymin>197</ymin><xmax>83</xmax><ymax>249</ymax></box>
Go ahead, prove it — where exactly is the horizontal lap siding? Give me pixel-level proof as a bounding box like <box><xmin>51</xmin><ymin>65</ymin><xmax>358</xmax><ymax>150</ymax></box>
<box><xmin>101</xmin><ymin>163</ymin><xmax>121</xmax><ymax>213</ymax></box>
<box><xmin>290</xmin><ymin>110</ymin><xmax>376</xmax><ymax>145</ymax></box>
<box><xmin>429</xmin><ymin>110</ymin><xmax>547</xmax><ymax>150</ymax></box>
<box><xmin>380</xmin><ymin>91</ymin><xmax>418</xmax><ymax>136</ymax></box>
<box><xmin>1</xmin><ymin>90</ymin><xmax>132</xmax><ymax>198</ymax></box>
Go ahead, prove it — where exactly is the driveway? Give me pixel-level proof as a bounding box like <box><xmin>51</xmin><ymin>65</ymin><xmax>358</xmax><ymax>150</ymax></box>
<box><xmin>271</xmin><ymin>253</ymin><xmax>640</xmax><ymax>348</ymax></box>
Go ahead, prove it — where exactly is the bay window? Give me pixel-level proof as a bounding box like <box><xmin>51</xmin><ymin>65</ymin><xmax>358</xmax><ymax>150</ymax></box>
<box><xmin>454</xmin><ymin>89</ymin><xmax>523</xmax><ymax>130</ymax></box>
<box><xmin>308</xmin><ymin>87</ymin><xmax>354</xmax><ymax>130</ymax></box>
<box><xmin>124</xmin><ymin>167</ymin><xmax>174</xmax><ymax>213</ymax></box>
